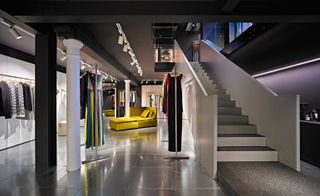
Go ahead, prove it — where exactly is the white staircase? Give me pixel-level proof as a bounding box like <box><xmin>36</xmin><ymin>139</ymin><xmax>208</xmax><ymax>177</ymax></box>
<box><xmin>190</xmin><ymin>62</ymin><xmax>278</xmax><ymax>162</ymax></box>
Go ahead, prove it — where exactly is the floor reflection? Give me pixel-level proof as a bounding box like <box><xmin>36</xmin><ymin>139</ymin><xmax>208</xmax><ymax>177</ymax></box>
<box><xmin>0</xmin><ymin>119</ymin><xmax>224</xmax><ymax>196</ymax></box>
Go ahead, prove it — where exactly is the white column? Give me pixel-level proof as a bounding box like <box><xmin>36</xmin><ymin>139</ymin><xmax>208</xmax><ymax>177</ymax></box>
<box><xmin>63</xmin><ymin>39</ymin><xmax>83</xmax><ymax>171</ymax></box>
<box><xmin>125</xmin><ymin>80</ymin><xmax>131</xmax><ymax>117</ymax></box>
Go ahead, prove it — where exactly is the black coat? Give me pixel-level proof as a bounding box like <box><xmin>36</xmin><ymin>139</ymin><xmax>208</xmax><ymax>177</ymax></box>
<box><xmin>0</xmin><ymin>81</ymin><xmax>12</xmax><ymax>118</ymax></box>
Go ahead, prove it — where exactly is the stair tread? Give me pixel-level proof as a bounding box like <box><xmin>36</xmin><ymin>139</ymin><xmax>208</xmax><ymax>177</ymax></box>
<box><xmin>219</xmin><ymin>124</ymin><xmax>255</xmax><ymax>126</ymax></box>
<box><xmin>218</xmin><ymin>134</ymin><xmax>264</xmax><ymax>137</ymax></box>
<box><xmin>218</xmin><ymin>146</ymin><xmax>275</xmax><ymax>151</ymax></box>
<box><xmin>219</xmin><ymin>114</ymin><xmax>247</xmax><ymax>117</ymax></box>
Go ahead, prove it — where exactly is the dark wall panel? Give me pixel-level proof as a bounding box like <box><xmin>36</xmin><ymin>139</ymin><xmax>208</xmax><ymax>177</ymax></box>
<box><xmin>257</xmin><ymin>62</ymin><xmax>320</xmax><ymax>109</ymax></box>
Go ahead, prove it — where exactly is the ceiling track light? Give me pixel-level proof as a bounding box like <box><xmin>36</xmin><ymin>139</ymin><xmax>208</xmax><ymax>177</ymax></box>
<box><xmin>118</xmin><ymin>34</ymin><xmax>124</xmax><ymax>45</ymax></box>
<box><xmin>9</xmin><ymin>26</ymin><xmax>22</xmax><ymax>40</ymax></box>
<box><xmin>123</xmin><ymin>43</ymin><xmax>128</xmax><ymax>52</ymax></box>
<box><xmin>116</xmin><ymin>23</ymin><xmax>142</xmax><ymax>77</ymax></box>
<box><xmin>1</xmin><ymin>17</ymin><xmax>35</xmax><ymax>39</ymax></box>
<box><xmin>128</xmin><ymin>50</ymin><xmax>134</xmax><ymax>56</ymax></box>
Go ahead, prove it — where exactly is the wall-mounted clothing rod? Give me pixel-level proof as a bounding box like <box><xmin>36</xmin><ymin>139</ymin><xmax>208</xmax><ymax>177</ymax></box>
<box><xmin>0</xmin><ymin>73</ymin><xmax>34</xmax><ymax>81</ymax></box>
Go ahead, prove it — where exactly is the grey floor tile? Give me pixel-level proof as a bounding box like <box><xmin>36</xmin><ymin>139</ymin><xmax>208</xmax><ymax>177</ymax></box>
<box><xmin>174</xmin><ymin>167</ymin><xmax>219</xmax><ymax>189</ymax></box>
<box><xmin>126</xmin><ymin>188</ymin><xmax>175</xmax><ymax>196</ymax></box>
<box><xmin>175</xmin><ymin>189</ymin><xmax>225</xmax><ymax>196</ymax></box>
<box><xmin>128</xmin><ymin>168</ymin><xmax>175</xmax><ymax>189</ymax></box>
<box><xmin>0</xmin><ymin>119</ymin><xmax>223</xmax><ymax>196</ymax></box>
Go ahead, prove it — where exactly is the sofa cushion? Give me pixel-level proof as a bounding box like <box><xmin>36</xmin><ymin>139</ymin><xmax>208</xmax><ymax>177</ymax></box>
<box><xmin>131</xmin><ymin>116</ymin><xmax>153</xmax><ymax>121</ymax></box>
<box><xmin>147</xmin><ymin>110</ymin><xmax>154</xmax><ymax>117</ymax></box>
<box><xmin>140</xmin><ymin>109</ymin><xmax>150</xmax><ymax>118</ymax></box>
<box><xmin>110</xmin><ymin>117</ymin><xmax>136</xmax><ymax>123</ymax></box>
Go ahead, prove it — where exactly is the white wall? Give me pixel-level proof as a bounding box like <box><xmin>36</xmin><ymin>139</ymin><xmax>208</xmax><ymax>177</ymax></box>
<box><xmin>57</xmin><ymin>72</ymin><xmax>67</xmax><ymax>124</ymax></box>
<box><xmin>201</xmin><ymin>40</ymin><xmax>300</xmax><ymax>170</ymax></box>
<box><xmin>141</xmin><ymin>85</ymin><xmax>164</xmax><ymax>118</ymax></box>
<box><xmin>0</xmin><ymin>54</ymin><xmax>35</xmax><ymax>150</ymax></box>
<box><xmin>175</xmin><ymin>41</ymin><xmax>218</xmax><ymax>179</ymax></box>
<box><xmin>141</xmin><ymin>85</ymin><xmax>162</xmax><ymax>107</ymax></box>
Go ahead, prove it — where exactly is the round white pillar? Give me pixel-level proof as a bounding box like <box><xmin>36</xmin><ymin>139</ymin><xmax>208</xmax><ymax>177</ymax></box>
<box><xmin>63</xmin><ymin>39</ymin><xmax>83</xmax><ymax>171</ymax></box>
<box><xmin>125</xmin><ymin>80</ymin><xmax>131</xmax><ymax>117</ymax></box>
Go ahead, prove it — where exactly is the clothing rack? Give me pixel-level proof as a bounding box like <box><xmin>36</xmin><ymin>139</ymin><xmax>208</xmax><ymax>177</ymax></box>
<box><xmin>165</xmin><ymin>65</ymin><xmax>189</xmax><ymax>160</ymax></box>
<box><xmin>82</xmin><ymin>64</ymin><xmax>110</xmax><ymax>164</ymax></box>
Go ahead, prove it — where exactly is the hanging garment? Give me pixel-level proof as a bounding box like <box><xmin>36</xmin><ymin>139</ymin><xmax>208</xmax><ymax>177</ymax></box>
<box><xmin>162</xmin><ymin>75</ymin><xmax>170</xmax><ymax>114</ymax></box>
<box><xmin>80</xmin><ymin>74</ymin><xmax>88</xmax><ymax>119</ymax></box>
<box><xmin>15</xmin><ymin>83</ymin><xmax>25</xmax><ymax>118</ymax></box>
<box><xmin>31</xmin><ymin>85</ymin><xmax>35</xmax><ymax>114</ymax></box>
<box><xmin>7</xmin><ymin>82</ymin><xmax>17</xmax><ymax>118</ymax></box>
<box><xmin>0</xmin><ymin>81</ymin><xmax>12</xmax><ymax>118</ymax></box>
<box><xmin>161</xmin><ymin>74</ymin><xmax>167</xmax><ymax>113</ymax></box>
<box><xmin>167</xmin><ymin>74</ymin><xmax>183</xmax><ymax>152</ymax></box>
<box><xmin>85</xmin><ymin>73</ymin><xmax>105</xmax><ymax>148</ymax></box>
<box><xmin>22</xmin><ymin>83</ymin><xmax>32</xmax><ymax>111</ymax></box>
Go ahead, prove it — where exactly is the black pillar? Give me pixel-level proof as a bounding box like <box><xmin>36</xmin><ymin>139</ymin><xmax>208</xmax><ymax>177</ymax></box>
<box><xmin>224</xmin><ymin>23</ymin><xmax>230</xmax><ymax>46</ymax></box>
<box><xmin>35</xmin><ymin>31</ymin><xmax>57</xmax><ymax>174</ymax></box>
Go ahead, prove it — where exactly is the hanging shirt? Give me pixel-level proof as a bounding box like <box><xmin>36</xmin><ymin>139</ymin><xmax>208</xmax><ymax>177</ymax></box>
<box><xmin>7</xmin><ymin>82</ymin><xmax>17</xmax><ymax>118</ymax></box>
<box><xmin>15</xmin><ymin>83</ymin><xmax>25</xmax><ymax>118</ymax></box>
<box><xmin>22</xmin><ymin>83</ymin><xmax>32</xmax><ymax>111</ymax></box>
<box><xmin>0</xmin><ymin>81</ymin><xmax>12</xmax><ymax>118</ymax></box>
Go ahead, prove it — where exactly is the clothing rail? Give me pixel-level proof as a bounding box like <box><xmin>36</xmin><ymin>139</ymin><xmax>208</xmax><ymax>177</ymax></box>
<box><xmin>0</xmin><ymin>73</ymin><xmax>34</xmax><ymax>81</ymax></box>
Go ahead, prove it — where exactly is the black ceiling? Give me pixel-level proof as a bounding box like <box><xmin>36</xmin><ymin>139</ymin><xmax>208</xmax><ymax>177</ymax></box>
<box><xmin>2</xmin><ymin>0</ymin><xmax>320</xmax><ymax>81</ymax></box>
<box><xmin>2</xmin><ymin>0</ymin><xmax>320</xmax><ymax>23</ymax></box>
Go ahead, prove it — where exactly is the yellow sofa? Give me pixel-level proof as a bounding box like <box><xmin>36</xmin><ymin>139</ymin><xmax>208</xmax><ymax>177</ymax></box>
<box><xmin>109</xmin><ymin>107</ymin><xmax>157</xmax><ymax>131</ymax></box>
<box><xmin>104</xmin><ymin>109</ymin><xmax>115</xmax><ymax>117</ymax></box>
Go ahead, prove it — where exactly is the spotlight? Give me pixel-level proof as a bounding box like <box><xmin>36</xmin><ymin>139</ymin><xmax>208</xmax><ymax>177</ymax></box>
<box><xmin>60</xmin><ymin>55</ymin><xmax>67</xmax><ymax>61</ymax></box>
<box><xmin>128</xmin><ymin>50</ymin><xmax>134</xmax><ymax>56</ymax></box>
<box><xmin>154</xmin><ymin>80</ymin><xmax>156</xmax><ymax>84</ymax></box>
<box><xmin>118</xmin><ymin>34</ymin><xmax>124</xmax><ymax>45</ymax></box>
<box><xmin>123</xmin><ymin>43</ymin><xmax>128</xmax><ymax>52</ymax></box>
<box><xmin>146</xmin><ymin>81</ymin><xmax>148</xmax><ymax>84</ymax></box>
<box><xmin>9</xmin><ymin>26</ymin><xmax>22</xmax><ymax>39</ymax></box>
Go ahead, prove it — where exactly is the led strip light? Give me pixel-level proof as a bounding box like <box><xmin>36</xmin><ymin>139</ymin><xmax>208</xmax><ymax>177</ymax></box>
<box><xmin>252</xmin><ymin>57</ymin><xmax>320</xmax><ymax>78</ymax></box>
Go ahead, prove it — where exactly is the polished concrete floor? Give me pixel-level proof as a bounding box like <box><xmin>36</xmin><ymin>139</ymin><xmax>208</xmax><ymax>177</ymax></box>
<box><xmin>0</xmin><ymin>119</ymin><xmax>224</xmax><ymax>196</ymax></box>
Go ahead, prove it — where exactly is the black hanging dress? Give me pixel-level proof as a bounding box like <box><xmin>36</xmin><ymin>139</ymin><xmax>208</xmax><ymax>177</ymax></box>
<box><xmin>167</xmin><ymin>73</ymin><xmax>183</xmax><ymax>152</ymax></box>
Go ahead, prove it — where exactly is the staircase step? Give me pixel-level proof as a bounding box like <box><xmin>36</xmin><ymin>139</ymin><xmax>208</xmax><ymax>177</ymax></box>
<box><xmin>218</xmin><ymin>107</ymin><xmax>241</xmax><ymax>115</ymax></box>
<box><xmin>218</xmin><ymin>94</ymin><xmax>231</xmax><ymax>101</ymax></box>
<box><xmin>218</xmin><ymin>114</ymin><xmax>249</xmax><ymax>124</ymax></box>
<box><xmin>218</xmin><ymin>146</ymin><xmax>278</xmax><ymax>162</ymax></box>
<box><xmin>218</xmin><ymin>134</ymin><xmax>266</xmax><ymax>146</ymax></box>
<box><xmin>207</xmin><ymin>88</ymin><xmax>226</xmax><ymax>95</ymax></box>
<box><xmin>218</xmin><ymin>100</ymin><xmax>235</xmax><ymax>107</ymax></box>
<box><xmin>218</xmin><ymin>124</ymin><xmax>257</xmax><ymax>134</ymax></box>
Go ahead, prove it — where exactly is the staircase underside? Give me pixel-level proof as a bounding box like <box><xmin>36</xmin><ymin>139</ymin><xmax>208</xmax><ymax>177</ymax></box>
<box><xmin>218</xmin><ymin>162</ymin><xmax>320</xmax><ymax>196</ymax></box>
